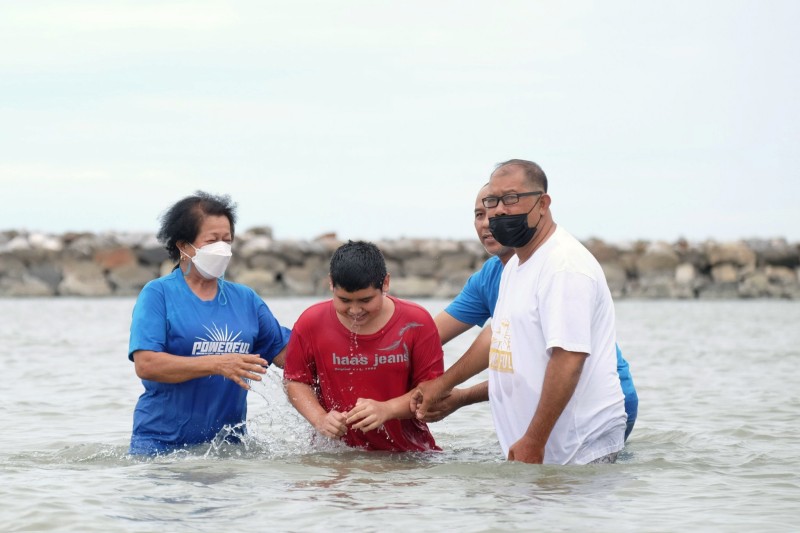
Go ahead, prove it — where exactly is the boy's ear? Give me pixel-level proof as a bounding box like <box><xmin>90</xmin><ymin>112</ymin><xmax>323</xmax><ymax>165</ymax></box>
<box><xmin>328</xmin><ymin>275</ymin><xmax>334</xmax><ymax>292</ymax></box>
<box><xmin>382</xmin><ymin>273</ymin><xmax>390</xmax><ymax>294</ymax></box>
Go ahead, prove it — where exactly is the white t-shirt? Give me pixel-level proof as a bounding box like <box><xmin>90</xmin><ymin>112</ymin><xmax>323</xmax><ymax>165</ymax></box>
<box><xmin>489</xmin><ymin>226</ymin><xmax>626</xmax><ymax>465</ymax></box>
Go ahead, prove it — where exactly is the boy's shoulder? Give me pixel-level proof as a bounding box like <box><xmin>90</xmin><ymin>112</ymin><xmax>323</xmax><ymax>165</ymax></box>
<box><xmin>296</xmin><ymin>299</ymin><xmax>333</xmax><ymax>323</ymax></box>
<box><xmin>390</xmin><ymin>296</ymin><xmax>433</xmax><ymax>320</ymax></box>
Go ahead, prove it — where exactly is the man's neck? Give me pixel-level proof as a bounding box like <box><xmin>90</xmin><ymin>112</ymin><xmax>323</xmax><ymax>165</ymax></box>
<box><xmin>515</xmin><ymin>219</ymin><xmax>557</xmax><ymax>264</ymax></box>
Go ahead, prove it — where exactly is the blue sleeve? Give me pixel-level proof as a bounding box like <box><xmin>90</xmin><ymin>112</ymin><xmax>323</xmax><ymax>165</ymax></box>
<box><xmin>444</xmin><ymin>257</ymin><xmax>502</xmax><ymax>327</ymax></box>
<box><xmin>128</xmin><ymin>280</ymin><xmax>167</xmax><ymax>361</ymax></box>
<box><xmin>254</xmin><ymin>296</ymin><xmax>291</xmax><ymax>364</ymax></box>
<box><xmin>616</xmin><ymin>343</ymin><xmax>637</xmax><ymax>400</ymax></box>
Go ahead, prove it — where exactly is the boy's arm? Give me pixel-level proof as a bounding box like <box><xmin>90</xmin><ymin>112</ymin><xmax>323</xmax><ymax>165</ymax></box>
<box><xmin>284</xmin><ymin>379</ymin><xmax>348</xmax><ymax>439</ymax></box>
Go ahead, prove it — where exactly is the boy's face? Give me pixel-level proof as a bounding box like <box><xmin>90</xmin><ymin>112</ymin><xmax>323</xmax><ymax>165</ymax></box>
<box><xmin>330</xmin><ymin>277</ymin><xmax>389</xmax><ymax>329</ymax></box>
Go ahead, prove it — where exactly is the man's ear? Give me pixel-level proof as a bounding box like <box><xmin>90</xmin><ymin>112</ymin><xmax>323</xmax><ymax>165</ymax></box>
<box><xmin>540</xmin><ymin>193</ymin><xmax>552</xmax><ymax>212</ymax></box>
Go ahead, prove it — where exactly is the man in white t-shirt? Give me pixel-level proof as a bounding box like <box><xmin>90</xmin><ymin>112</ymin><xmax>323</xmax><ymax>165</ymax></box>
<box><xmin>483</xmin><ymin>159</ymin><xmax>626</xmax><ymax>464</ymax></box>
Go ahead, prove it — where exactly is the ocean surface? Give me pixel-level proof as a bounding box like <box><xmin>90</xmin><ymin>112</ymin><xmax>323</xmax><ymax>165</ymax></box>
<box><xmin>1</xmin><ymin>297</ymin><xmax>798</xmax><ymax>532</ymax></box>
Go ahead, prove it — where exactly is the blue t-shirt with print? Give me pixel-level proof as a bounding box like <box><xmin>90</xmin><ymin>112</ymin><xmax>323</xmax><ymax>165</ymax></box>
<box><xmin>446</xmin><ymin>256</ymin><xmax>639</xmax><ymax>438</ymax></box>
<box><xmin>128</xmin><ymin>269</ymin><xmax>291</xmax><ymax>454</ymax></box>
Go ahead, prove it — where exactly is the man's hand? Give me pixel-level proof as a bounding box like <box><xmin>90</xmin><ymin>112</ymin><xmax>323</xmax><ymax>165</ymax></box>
<box><xmin>507</xmin><ymin>435</ymin><xmax>545</xmax><ymax>464</ymax></box>
<box><xmin>416</xmin><ymin>389</ymin><xmax>461</xmax><ymax>422</ymax></box>
<box><xmin>410</xmin><ymin>377</ymin><xmax>450</xmax><ymax>420</ymax></box>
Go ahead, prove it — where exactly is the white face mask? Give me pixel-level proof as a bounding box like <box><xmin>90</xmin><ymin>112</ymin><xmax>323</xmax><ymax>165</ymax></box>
<box><xmin>187</xmin><ymin>241</ymin><xmax>232</xmax><ymax>279</ymax></box>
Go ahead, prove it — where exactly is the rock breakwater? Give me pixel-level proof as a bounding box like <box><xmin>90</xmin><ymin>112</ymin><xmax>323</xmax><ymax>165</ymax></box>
<box><xmin>1</xmin><ymin>229</ymin><xmax>798</xmax><ymax>299</ymax></box>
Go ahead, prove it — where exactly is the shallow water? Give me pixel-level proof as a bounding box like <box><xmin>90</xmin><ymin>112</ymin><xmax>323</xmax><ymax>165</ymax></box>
<box><xmin>1</xmin><ymin>298</ymin><xmax>799</xmax><ymax>532</ymax></box>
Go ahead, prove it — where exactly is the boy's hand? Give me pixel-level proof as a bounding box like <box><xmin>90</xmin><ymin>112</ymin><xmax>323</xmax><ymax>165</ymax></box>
<box><xmin>313</xmin><ymin>410</ymin><xmax>348</xmax><ymax>439</ymax></box>
<box><xmin>345</xmin><ymin>398</ymin><xmax>390</xmax><ymax>432</ymax></box>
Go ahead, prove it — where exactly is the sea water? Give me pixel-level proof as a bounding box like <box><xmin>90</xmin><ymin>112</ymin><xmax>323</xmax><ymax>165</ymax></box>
<box><xmin>0</xmin><ymin>297</ymin><xmax>798</xmax><ymax>532</ymax></box>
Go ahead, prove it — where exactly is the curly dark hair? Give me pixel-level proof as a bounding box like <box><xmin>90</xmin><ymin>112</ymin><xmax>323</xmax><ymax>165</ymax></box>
<box><xmin>157</xmin><ymin>191</ymin><xmax>237</xmax><ymax>263</ymax></box>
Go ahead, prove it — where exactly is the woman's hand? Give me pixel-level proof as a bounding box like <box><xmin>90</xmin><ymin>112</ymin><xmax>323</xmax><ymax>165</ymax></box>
<box><xmin>214</xmin><ymin>353</ymin><xmax>268</xmax><ymax>390</ymax></box>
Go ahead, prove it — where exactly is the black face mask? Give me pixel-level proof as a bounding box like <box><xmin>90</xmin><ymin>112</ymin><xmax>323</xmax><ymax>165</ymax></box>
<box><xmin>489</xmin><ymin>198</ymin><xmax>542</xmax><ymax>248</ymax></box>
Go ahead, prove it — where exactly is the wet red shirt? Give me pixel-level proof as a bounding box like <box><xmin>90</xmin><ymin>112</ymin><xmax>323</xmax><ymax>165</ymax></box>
<box><xmin>284</xmin><ymin>296</ymin><xmax>443</xmax><ymax>451</ymax></box>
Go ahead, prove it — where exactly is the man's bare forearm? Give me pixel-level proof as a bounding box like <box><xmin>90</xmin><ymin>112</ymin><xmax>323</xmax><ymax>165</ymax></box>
<box><xmin>439</xmin><ymin>325</ymin><xmax>492</xmax><ymax>389</ymax></box>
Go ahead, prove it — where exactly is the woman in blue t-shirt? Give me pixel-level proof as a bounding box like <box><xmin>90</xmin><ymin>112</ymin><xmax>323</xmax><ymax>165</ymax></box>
<box><xmin>128</xmin><ymin>192</ymin><xmax>291</xmax><ymax>455</ymax></box>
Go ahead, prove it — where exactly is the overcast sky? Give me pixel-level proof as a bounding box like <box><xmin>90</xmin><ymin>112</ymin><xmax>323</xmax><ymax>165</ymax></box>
<box><xmin>2</xmin><ymin>1</ymin><xmax>798</xmax><ymax>244</ymax></box>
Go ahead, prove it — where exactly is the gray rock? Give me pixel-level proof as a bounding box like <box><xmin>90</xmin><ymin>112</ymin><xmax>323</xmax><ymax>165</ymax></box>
<box><xmin>404</xmin><ymin>256</ymin><xmax>439</xmax><ymax>277</ymax></box>
<box><xmin>765</xmin><ymin>265</ymin><xmax>797</xmax><ymax>285</ymax></box>
<box><xmin>135</xmin><ymin>235</ymin><xmax>169</xmax><ymax>266</ymax></box>
<box><xmin>635</xmin><ymin>242</ymin><xmax>680</xmax><ymax>280</ymax></box>
<box><xmin>282</xmin><ymin>265</ymin><xmax>319</xmax><ymax>296</ymax></box>
<box><xmin>0</xmin><ymin>273</ymin><xmax>55</xmax><ymax>297</ymax></box>
<box><xmin>377</xmin><ymin>239</ymin><xmax>423</xmax><ymax>261</ymax></box>
<box><xmin>585</xmin><ymin>238</ymin><xmax>620</xmax><ymax>263</ymax></box>
<box><xmin>28</xmin><ymin>261</ymin><xmax>63</xmax><ymax>291</ymax></box>
<box><xmin>233</xmin><ymin>269</ymin><xmax>284</xmax><ymax>296</ymax></box>
<box><xmin>270</xmin><ymin>240</ymin><xmax>324</xmax><ymax>265</ymax></box>
<box><xmin>0</xmin><ymin>255</ymin><xmax>27</xmax><ymax>278</ymax></box>
<box><xmin>108</xmin><ymin>263</ymin><xmax>159</xmax><ymax>295</ymax></box>
<box><xmin>746</xmin><ymin>238</ymin><xmax>800</xmax><ymax>268</ymax></box>
<box><xmin>711</xmin><ymin>263</ymin><xmax>739</xmax><ymax>284</ymax></box>
<box><xmin>58</xmin><ymin>260</ymin><xmax>113</xmax><ymax>296</ymax></box>
<box><xmin>438</xmin><ymin>253</ymin><xmax>476</xmax><ymax>273</ymax></box>
<box><xmin>697</xmin><ymin>282</ymin><xmax>740</xmax><ymax>299</ymax></box>
<box><xmin>247</xmin><ymin>252</ymin><xmax>289</xmax><ymax>272</ymax></box>
<box><xmin>601</xmin><ymin>261</ymin><xmax>628</xmax><ymax>298</ymax></box>
<box><xmin>419</xmin><ymin>239</ymin><xmax>463</xmax><ymax>256</ymax></box>
<box><xmin>390</xmin><ymin>276</ymin><xmax>440</xmax><ymax>298</ymax></box>
<box><xmin>237</xmin><ymin>235</ymin><xmax>273</xmax><ymax>258</ymax></box>
<box><xmin>93</xmin><ymin>247</ymin><xmax>138</xmax><ymax>270</ymax></box>
<box><xmin>706</xmin><ymin>241</ymin><xmax>757</xmax><ymax>268</ymax></box>
<box><xmin>738</xmin><ymin>272</ymin><xmax>771</xmax><ymax>298</ymax></box>
<box><xmin>674</xmin><ymin>263</ymin><xmax>697</xmax><ymax>285</ymax></box>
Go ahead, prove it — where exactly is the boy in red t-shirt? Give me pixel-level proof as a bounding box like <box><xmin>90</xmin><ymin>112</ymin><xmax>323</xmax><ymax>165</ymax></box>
<box><xmin>283</xmin><ymin>240</ymin><xmax>444</xmax><ymax>452</ymax></box>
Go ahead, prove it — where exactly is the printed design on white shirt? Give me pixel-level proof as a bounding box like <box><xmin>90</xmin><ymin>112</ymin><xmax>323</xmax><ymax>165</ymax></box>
<box><xmin>331</xmin><ymin>322</ymin><xmax>420</xmax><ymax>371</ymax></box>
<box><xmin>192</xmin><ymin>323</ymin><xmax>251</xmax><ymax>355</ymax></box>
<box><xmin>489</xmin><ymin>318</ymin><xmax>514</xmax><ymax>373</ymax></box>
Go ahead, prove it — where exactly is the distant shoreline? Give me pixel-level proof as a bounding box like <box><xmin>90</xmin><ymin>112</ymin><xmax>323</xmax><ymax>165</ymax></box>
<box><xmin>1</xmin><ymin>228</ymin><xmax>798</xmax><ymax>299</ymax></box>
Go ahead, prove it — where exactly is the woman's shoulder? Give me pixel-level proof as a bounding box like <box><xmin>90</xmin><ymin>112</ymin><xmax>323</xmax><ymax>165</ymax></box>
<box><xmin>139</xmin><ymin>269</ymin><xmax>180</xmax><ymax>293</ymax></box>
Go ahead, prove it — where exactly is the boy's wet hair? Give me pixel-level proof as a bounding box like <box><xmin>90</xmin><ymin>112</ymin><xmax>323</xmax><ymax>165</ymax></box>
<box><xmin>329</xmin><ymin>240</ymin><xmax>387</xmax><ymax>292</ymax></box>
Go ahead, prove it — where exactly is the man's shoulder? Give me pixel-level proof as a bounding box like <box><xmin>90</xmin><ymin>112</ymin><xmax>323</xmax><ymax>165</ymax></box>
<box><xmin>476</xmin><ymin>255</ymin><xmax>504</xmax><ymax>276</ymax></box>
<box><xmin>541</xmin><ymin>227</ymin><xmax>603</xmax><ymax>275</ymax></box>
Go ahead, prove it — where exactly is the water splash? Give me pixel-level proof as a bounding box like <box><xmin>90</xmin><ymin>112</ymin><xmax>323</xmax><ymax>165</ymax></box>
<box><xmin>349</xmin><ymin>319</ymin><xmax>361</xmax><ymax>357</ymax></box>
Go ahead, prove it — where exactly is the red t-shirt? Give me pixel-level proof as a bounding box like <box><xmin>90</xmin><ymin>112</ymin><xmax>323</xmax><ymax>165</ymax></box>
<box><xmin>284</xmin><ymin>295</ymin><xmax>444</xmax><ymax>452</ymax></box>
